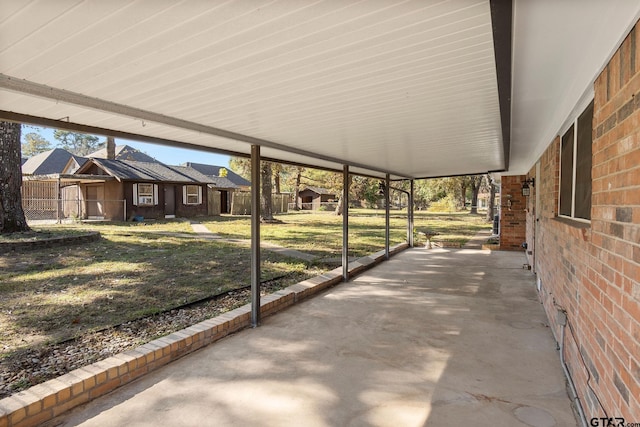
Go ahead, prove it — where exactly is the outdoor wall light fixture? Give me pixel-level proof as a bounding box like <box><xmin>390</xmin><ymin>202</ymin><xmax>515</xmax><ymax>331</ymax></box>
<box><xmin>521</xmin><ymin>178</ymin><xmax>535</xmax><ymax>197</ymax></box>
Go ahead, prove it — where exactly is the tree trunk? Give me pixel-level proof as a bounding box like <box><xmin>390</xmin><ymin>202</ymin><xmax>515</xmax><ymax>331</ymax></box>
<box><xmin>260</xmin><ymin>161</ymin><xmax>274</xmax><ymax>222</ymax></box>
<box><xmin>334</xmin><ymin>175</ymin><xmax>352</xmax><ymax>215</ymax></box>
<box><xmin>0</xmin><ymin>122</ymin><xmax>30</xmax><ymax>233</ymax></box>
<box><xmin>274</xmin><ymin>171</ymin><xmax>281</xmax><ymax>194</ymax></box>
<box><xmin>294</xmin><ymin>168</ymin><xmax>302</xmax><ymax>210</ymax></box>
<box><xmin>486</xmin><ymin>175</ymin><xmax>496</xmax><ymax>222</ymax></box>
<box><xmin>459</xmin><ymin>182</ymin><xmax>467</xmax><ymax>209</ymax></box>
<box><xmin>469</xmin><ymin>176</ymin><xmax>483</xmax><ymax>214</ymax></box>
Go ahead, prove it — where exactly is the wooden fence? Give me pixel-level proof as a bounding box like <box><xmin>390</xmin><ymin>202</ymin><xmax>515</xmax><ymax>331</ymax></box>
<box><xmin>230</xmin><ymin>193</ymin><xmax>290</xmax><ymax>215</ymax></box>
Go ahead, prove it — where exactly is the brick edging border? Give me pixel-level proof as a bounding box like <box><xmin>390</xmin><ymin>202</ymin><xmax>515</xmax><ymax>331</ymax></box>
<box><xmin>0</xmin><ymin>232</ymin><xmax>101</xmax><ymax>254</ymax></box>
<box><xmin>0</xmin><ymin>243</ymin><xmax>409</xmax><ymax>427</ymax></box>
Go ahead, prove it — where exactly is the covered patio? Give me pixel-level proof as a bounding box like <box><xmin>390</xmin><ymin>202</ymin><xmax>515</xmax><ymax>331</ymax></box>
<box><xmin>48</xmin><ymin>247</ymin><xmax>575</xmax><ymax>427</ymax></box>
<box><xmin>2</xmin><ymin>1</ymin><xmax>640</xmax><ymax>425</ymax></box>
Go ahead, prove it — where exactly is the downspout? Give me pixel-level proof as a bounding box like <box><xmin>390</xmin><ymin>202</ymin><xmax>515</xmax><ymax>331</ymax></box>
<box><xmin>558</xmin><ymin>310</ymin><xmax>588</xmax><ymax>427</ymax></box>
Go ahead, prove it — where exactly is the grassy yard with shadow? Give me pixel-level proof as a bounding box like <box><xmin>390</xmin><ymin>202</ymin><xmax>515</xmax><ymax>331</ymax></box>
<box><xmin>0</xmin><ymin>220</ymin><xmax>313</xmax><ymax>359</ymax></box>
<box><xmin>202</xmin><ymin>209</ymin><xmax>491</xmax><ymax>256</ymax></box>
<box><xmin>1</xmin><ymin>212</ymin><xmax>490</xmax><ymax>360</ymax></box>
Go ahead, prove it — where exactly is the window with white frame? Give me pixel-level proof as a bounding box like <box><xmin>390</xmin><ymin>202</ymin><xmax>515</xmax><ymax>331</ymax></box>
<box><xmin>559</xmin><ymin>100</ymin><xmax>593</xmax><ymax>221</ymax></box>
<box><xmin>133</xmin><ymin>183</ymin><xmax>157</xmax><ymax>206</ymax></box>
<box><xmin>183</xmin><ymin>185</ymin><xmax>202</xmax><ymax>205</ymax></box>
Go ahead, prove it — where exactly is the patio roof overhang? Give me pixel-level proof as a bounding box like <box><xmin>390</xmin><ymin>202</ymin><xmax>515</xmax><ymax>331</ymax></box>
<box><xmin>1</xmin><ymin>1</ymin><xmax>639</xmax><ymax>179</ymax></box>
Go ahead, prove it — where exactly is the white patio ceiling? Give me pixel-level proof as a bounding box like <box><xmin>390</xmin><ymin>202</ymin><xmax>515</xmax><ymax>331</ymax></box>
<box><xmin>1</xmin><ymin>0</ymin><xmax>639</xmax><ymax>179</ymax></box>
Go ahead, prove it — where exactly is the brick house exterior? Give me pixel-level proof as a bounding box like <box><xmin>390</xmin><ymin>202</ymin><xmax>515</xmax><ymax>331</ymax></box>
<box><xmin>499</xmin><ymin>175</ymin><xmax>528</xmax><ymax>251</ymax></box>
<box><xmin>517</xmin><ymin>21</ymin><xmax>640</xmax><ymax>421</ymax></box>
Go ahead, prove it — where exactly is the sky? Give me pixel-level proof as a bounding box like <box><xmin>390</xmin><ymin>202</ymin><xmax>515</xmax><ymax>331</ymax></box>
<box><xmin>22</xmin><ymin>125</ymin><xmax>231</xmax><ymax>167</ymax></box>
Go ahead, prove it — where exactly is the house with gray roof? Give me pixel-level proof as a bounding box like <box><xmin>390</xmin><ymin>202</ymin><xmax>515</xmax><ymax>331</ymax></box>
<box><xmin>87</xmin><ymin>145</ymin><xmax>158</xmax><ymax>163</ymax></box>
<box><xmin>182</xmin><ymin>162</ymin><xmax>250</xmax><ymax>214</ymax></box>
<box><xmin>182</xmin><ymin>163</ymin><xmax>250</xmax><ymax>189</ymax></box>
<box><xmin>22</xmin><ymin>148</ymin><xmax>74</xmax><ymax>175</ymax></box>
<box><xmin>73</xmin><ymin>158</ymin><xmax>214</xmax><ymax>220</ymax></box>
<box><xmin>21</xmin><ymin>147</ymin><xmax>253</xmax><ymax>220</ymax></box>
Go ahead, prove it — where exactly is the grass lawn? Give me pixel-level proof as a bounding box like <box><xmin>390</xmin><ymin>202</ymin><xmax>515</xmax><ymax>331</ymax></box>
<box><xmin>202</xmin><ymin>209</ymin><xmax>491</xmax><ymax>256</ymax></box>
<box><xmin>0</xmin><ymin>220</ymin><xmax>313</xmax><ymax>358</ymax></box>
<box><xmin>1</xmin><ymin>211</ymin><xmax>490</xmax><ymax>359</ymax></box>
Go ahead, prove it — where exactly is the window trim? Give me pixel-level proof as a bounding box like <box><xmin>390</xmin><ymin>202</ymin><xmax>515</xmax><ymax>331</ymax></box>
<box><xmin>558</xmin><ymin>100</ymin><xmax>593</xmax><ymax>223</ymax></box>
<box><xmin>183</xmin><ymin>184</ymin><xmax>202</xmax><ymax>205</ymax></box>
<box><xmin>133</xmin><ymin>183</ymin><xmax>158</xmax><ymax>206</ymax></box>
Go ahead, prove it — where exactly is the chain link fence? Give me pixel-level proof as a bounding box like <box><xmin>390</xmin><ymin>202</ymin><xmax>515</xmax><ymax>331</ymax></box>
<box><xmin>23</xmin><ymin>198</ymin><xmax>126</xmax><ymax>223</ymax></box>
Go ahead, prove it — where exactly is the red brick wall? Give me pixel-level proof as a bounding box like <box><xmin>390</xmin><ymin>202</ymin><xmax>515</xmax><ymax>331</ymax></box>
<box><xmin>532</xmin><ymin>22</ymin><xmax>640</xmax><ymax>421</ymax></box>
<box><xmin>499</xmin><ymin>175</ymin><xmax>527</xmax><ymax>251</ymax></box>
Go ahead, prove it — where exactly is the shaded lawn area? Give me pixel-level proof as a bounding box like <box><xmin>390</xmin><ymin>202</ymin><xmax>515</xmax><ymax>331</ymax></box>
<box><xmin>0</xmin><ymin>222</ymin><xmax>312</xmax><ymax>358</ymax></box>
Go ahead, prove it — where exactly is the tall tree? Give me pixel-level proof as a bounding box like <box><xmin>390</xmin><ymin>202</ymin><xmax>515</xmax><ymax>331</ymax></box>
<box><xmin>272</xmin><ymin>163</ymin><xmax>283</xmax><ymax>194</ymax></box>
<box><xmin>230</xmin><ymin>157</ymin><xmax>282</xmax><ymax>220</ymax></box>
<box><xmin>260</xmin><ymin>161</ymin><xmax>275</xmax><ymax>222</ymax></box>
<box><xmin>485</xmin><ymin>174</ymin><xmax>497</xmax><ymax>222</ymax></box>
<box><xmin>21</xmin><ymin>132</ymin><xmax>52</xmax><ymax>157</ymax></box>
<box><xmin>229</xmin><ymin>157</ymin><xmax>251</xmax><ymax>180</ymax></box>
<box><xmin>334</xmin><ymin>173</ymin><xmax>352</xmax><ymax>216</ymax></box>
<box><xmin>0</xmin><ymin>122</ymin><xmax>30</xmax><ymax>233</ymax></box>
<box><xmin>350</xmin><ymin>176</ymin><xmax>380</xmax><ymax>208</ymax></box>
<box><xmin>468</xmin><ymin>175</ymin><xmax>484</xmax><ymax>214</ymax></box>
<box><xmin>458</xmin><ymin>177</ymin><xmax>468</xmax><ymax>209</ymax></box>
<box><xmin>53</xmin><ymin>130</ymin><xmax>105</xmax><ymax>156</ymax></box>
<box><xmin>291</xmin><ymin>166</ymin><xmax>304</xmax><ymax>210</ymax></box>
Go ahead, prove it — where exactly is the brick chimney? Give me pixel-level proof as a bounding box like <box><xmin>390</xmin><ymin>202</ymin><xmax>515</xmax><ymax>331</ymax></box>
<box><xmin>106</xmin><ymin>136</ymin><xmax>116</xmax><ymax>160</ymax></box>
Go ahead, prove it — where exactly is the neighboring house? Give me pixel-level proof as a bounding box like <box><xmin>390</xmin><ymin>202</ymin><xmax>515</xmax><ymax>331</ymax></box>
<box><xmin>72</xmin><ymin>158</ymin><xmax>213</xmax><ymax>220</ymax></box>
<box><xmin>62</xmin><ymin>155</ymin><xmax>89</xmax><ymax>174</ymax></box>
<box><xmin>183</xmin><ymin>163</ymin><xmax>250</xmax><ymax>189</ymax></box>
<box><xmin>21</xmin><ymin>148</ymin><xmax>74</xmax><ymax>175</ymax></box>
<box><xmin>499</xmin><ymin>23</ymin><xmax>640</xmax><ymax>421</ymax></box>
<box><xmin>476</xmin><ymin>190</ymin><xmax>491</xmax><ymax>210</ymax></box>
<box><xmin>298</xmin><ymin>186</ymin><xmax>337</xmax><ymax>210</ymax></box>
<box><xmin>87</xmin><ymin>145</ymin><xmax>159</xmax><ymax>163</ymax></box>
<box><xmin>21</xmin><ymin>146</ymin><xmax>161</xmax><ymax>220</ymax></box>
<box><xmin>183</xmin><ymin>162</ymin><xmax>251</xmax><ymax>214</ymax></box>
<box><xmin>20</xmin><ymin>147</ymin><xmax>254</xmax><ymax>220</ymax></box>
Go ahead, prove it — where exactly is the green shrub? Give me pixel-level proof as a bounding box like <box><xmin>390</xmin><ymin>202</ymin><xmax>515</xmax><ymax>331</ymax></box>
<box><xmin>427</xmin><ymin>195</ymin><xmax>458</xmax><ymax>213</ymax></box>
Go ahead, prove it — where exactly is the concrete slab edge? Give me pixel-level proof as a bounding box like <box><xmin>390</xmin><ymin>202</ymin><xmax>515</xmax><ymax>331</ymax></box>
<box><xmin>0</xmin><ymin>243</ymin><xmax>410</xmax><ymax>427</ymax></box>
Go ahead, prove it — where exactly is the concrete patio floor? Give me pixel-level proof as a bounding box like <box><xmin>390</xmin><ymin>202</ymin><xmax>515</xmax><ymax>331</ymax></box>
<box><xmin>48</xmin><ymin>247</ymin><xmax>577</xmax><ymax>427</ymax></box>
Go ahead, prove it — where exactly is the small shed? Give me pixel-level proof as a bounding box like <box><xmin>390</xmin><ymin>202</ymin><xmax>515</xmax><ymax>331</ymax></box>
<box><xmin>298</xmin><ymin>186</ymin><xmax>337</xmax><ymax>210</ymax></box>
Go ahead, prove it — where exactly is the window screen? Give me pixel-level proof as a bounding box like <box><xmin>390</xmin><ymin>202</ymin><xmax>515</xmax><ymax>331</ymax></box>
<box><xmin>575</xmin><ymin>101</ymin><xmax>593</xmax><ymax>219</ymax></box>
<box><xmin>559</xmin><ymin>124</ymin><xmax>574</xmax><ymax>217</ymax></box>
